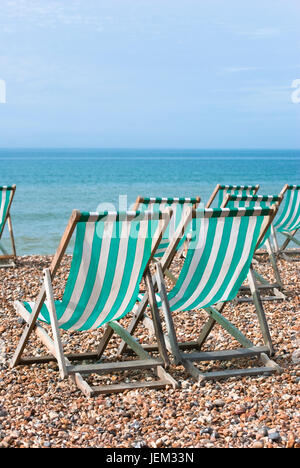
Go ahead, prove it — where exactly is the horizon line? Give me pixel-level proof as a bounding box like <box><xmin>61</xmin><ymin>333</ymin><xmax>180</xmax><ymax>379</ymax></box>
<box><xmin>0</xmin><ymin>147</ymin><xmax>300</xmax><ymax>151</ymax></box>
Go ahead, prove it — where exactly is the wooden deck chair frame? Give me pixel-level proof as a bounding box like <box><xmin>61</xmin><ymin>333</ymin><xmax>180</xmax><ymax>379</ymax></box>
<box><xmin>206</xmin><ymin>184</ymin><xmax>260</xmax><ymax>208</ymax></box>
<box><xmin>119</xmin><ymin>205</ymin><xmax>282</xmax><ymax>382</ymax></box>
<box><xmin>0</xmin><ymin>185</ymin><xmax>17</xmax><ymax>267</ymax></box>
<box><xmin>221</xmin><ymin>193</ymin><xmax>285</xmax><ymax>302</ymax></box>
<box><xmin>271</xmin><ymin>184</ymin><xmax>300</xmax><ymax>260</ymax></box>
<box><xmin>133</xmin><ymin>195</ymin><xmax>201</xmax><ymax>284</ymax></box>
<box><xmin>10</xmin><ymin>209</ymin><xmax>178</xmax><ymax>396</ymax></box>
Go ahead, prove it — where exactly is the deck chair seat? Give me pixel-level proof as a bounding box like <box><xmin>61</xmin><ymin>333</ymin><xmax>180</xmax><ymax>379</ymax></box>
<box><xmin>0</xmin><ymin>185</ymin><xmax>17</xmax><ymax>266</ymax></box>
<box><xmin>120</xmin><ymin>206</ymin><xmax>282</xmax><ymax>382</ymax></box>
<box><xmin>11</xmin><ymin>209</ymin><xmax>178</xmax><ymax>396</ymax></box>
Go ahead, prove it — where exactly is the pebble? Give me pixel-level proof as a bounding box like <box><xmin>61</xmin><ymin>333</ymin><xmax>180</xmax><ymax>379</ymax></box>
<box><xmin>214</xmin><ymin>399</ymin><xmax>225</xmax><ymax>408</ymax></box>
<box><xmin>252</xmin><ymin>441</ymin><xmax>264</xmax><ymax>448</ymax></box>
<box><xmin>0</xmin><ymin>253</ymin><xmax>299</xmax><ymax>448</ymax></box>
<box><xmin>291</xmin><ymin>349</ymin><xmax>300</xmax><ymax>364</ymax></box>
<box><xmin>257</xmin><ymin>426</ymin><xmax>269</xmax><ymax>437</ymax></box>
<box><xmin>268</xmin><ymin>431</ymin><xmax>281</xmax><ymax>442</ymax></box>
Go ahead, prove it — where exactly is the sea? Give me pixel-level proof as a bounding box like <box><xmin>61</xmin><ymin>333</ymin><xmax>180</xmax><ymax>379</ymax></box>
<box><xmin>0</xmin><ymin>148</ymin><xmax>299</xmax><ymax>255</ymax></box>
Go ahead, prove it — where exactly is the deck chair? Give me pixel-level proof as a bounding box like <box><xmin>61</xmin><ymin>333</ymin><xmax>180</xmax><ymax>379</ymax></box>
<box><xmin>10</xmin><ymin>209</ymin><xmax>178</xmax><ymax>396</ymax></box>
<box><xmin>116</xmin><ymin>196</ymin><xmax>200</xmax><ymax>357</ymax></box>
<box><xmin>206</xmin><ymin>184</ymin><xmax>260</xmax><ymax>208</ymax></box>
<box><xmin>222</xmin><ymin>194</ymin><xmax>285</xmax><ymax>302</ymax></box>
<box><xmin>133</xmin><ymin>196</ymin><xmax>201</xmax><ymax>283</ymax></box>
<box><xmin>0</xmin><ymin>185</ymin><xmax>16</xmax><ymax>266</ymax></box>
<box><xmin>272</xmin><ymin>185</ymin><xmax>300</xmax><ymax>259</ymax></box>
<box><xmin>121</xmin><ymin>205</ymin><xmax>282</xmax><ymax>382</ymax></box>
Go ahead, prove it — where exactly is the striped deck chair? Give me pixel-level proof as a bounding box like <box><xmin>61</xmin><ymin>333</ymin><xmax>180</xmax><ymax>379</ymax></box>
<box><xmin>0</xmin><ymin>185</ymin><xmax>17</xmax><ymax>266</ymax></box>
<box><xmin>206</xmin><ymin>184</ymin><xmax>260</xmax><ymax>208</ymax></box>
<box><xmin>10</xmin><ymin>209</ymin><xmax>178</xmax><ymax>396</ymax></box>
<box><xmin>123</xmin><ymin>205</ymin><xmax>282</xmax><ymax>382</ymax></box>
<box><xmin>133</xmin><ymin>196</ymin><xmax>201</xmax><ymax>283</ymax></box>
<box><xmin>272</xmin><ymin>185</ymin><xmax>300</xmax><ymax>259</ymax></box>
<box><xmin>222</xmin><ymin>194</ymin><xmax>285</xmax><ymax>301</ymax></box>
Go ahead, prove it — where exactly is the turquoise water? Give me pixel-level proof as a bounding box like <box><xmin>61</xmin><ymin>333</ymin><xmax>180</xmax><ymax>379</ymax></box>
<box><xmin>0</xmin><ymin>148</ymin><xmax>299</xmax><ymax>254</ymax></box>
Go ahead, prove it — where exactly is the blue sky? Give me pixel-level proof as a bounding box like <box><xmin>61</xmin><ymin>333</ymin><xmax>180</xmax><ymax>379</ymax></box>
<box><xmin>0</xmin><ymin>0</ymin><xmax>300</xmax><ymax>148</ymax></box>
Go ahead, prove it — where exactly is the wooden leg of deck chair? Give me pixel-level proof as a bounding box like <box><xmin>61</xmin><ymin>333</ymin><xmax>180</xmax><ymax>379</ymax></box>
<box><xmin>10</xmin><ymin>287</ymin><xmax>47</xmax><ymax>368</ymax></box>
<box><xmin>12</xmin><ymin>301</ymin><xmax>95</xmax><ymax>396</ymax></box>
<box><xmin>7</xmin><ymin>214</ymin><xmax>16</xmax><ymax>257</ymax></box>
<box><xmin>43</xmin><ymin>269</ymin><xmax>68</xmax><ymax>379</ymax></box>
<box><xmin>265</xmin><ymin>239</ymin><xmax>283</xmax><ymax>289</ymax></box>
<box><xmin>238</xmin><ymin>267</ymin><xmax>285</xmax><ymax>302</ymax></box>
<box><xmin>155</xmin><ymin>262</ymin><xmax>182</xmax><ymax>365</ymax></box>
<box><xmin>247</xmin><ymin>267</ymin><xmax>274</xmax><ymax>355</ymax></box>
<box><xmin>194</xmin><ymin>303</ymin><xmax>226</xmax><ymax>349</ymax></box>
<box><xmin>280</xmin><ymin>229</ymin><xmax>299</xmax><ymax>251</ymax></box>
<box><xmin>117</xmin><ymin>293</ymin><xmax>149</xmax><ymax>356</ymax></box>
<box><xmin>145</xmin><ymin>268</ymin><xmax>170</xmax><ymax>367</ymax></box>
<box><xmin>204</xmin><ymin>306</ymin><xmax>254</xmax><ymax>348</ymax></box>
<box><xmin>95</xmin><ymin>324</ymin><xmax>115</xmax><ymax>359</ymax></box>
<box><xmin>271</xmin><ymin>224</ymin><xmax>280</xmax><ymax>254</ymax></box>
<box><xmin>153</xmin><ymin>257</ymin><xmax>177</xmax><ymax>285</ymax></box>
<box><xmin>280</xmin><ymin>231</ymin><xmax>300</xmax><ymax>260</ymax></box>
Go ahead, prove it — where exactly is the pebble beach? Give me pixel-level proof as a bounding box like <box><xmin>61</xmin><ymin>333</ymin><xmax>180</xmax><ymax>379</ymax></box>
<box><xmin>0</xmin><ymin>252</ymin><xmax>299</xmax><ymax>449</ymax></box>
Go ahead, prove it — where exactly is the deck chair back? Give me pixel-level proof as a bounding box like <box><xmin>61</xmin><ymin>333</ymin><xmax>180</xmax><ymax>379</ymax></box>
<box><xmin>266</xmin><ymin>185</ymin><xmax>300</xmax><ymax>257</ymax></box>
<box><xmin>220</xmin><ymin>194</ymin><xmax>285</xmax><ymax>299</ymax></box>
<box><xmin>274</xmin><ymin>185</ymin><xmax>300</xmax><ymax>234</ymax></box>
<box><xmin>134</xmin><ymin>196</ymin><xmax>200</xmax><ymax>258</ymax></box>
<box><xmin>162</xmin><ymin>206</ymin><xmax>275</xmax><ymax>313</ymax></box>
<box><xmin>206</xmin><ymin>184</ymin><xmax>259</xmax><ymax>208</ymax></box>
<box><xmin>222</xmin><ymin>194</ymin><xmax>282</xmax><ymax>248</ymax></box>
<box><xmin>24</xmin><ymin>210</ymin><xmax>172</xmax><ymax>331</ymax></box>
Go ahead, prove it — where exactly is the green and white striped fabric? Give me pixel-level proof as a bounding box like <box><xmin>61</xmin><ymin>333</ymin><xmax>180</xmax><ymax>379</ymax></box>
<box><xmin>23</xmin><ymin>210</ymin><xmax>171</xmax><ymax>331</ymax></box>
<box><xmin>0</xmin><ymin>186</ymin><xmax>15</xmax><ymax>235</ymax></box>
<box><xmin>160</xmin><ymin>207</ymin><xmax>273</xmax><ymax>313</ymax></box>
<box><xmin>217</xmin><ymin>185</ymin><xmax>259</xmax><ymax>207</ymax></box>
<box><xmin>274</xmin><ymin>186</ymin><xmax>300</xmax><ymax>233</ymax></box>
<box><xmin>225</xmin><ymin>195</ymin><xmax>280</xmax><ymax>247</ymax></box>
<box><xmin>225</xmin><ymin>194</ymin><xmax>280</xmax><ymax>209</ymax></box>
<box><xmin>136</xmin><ymin>197</ymin><xmax>200</xmax><ymax>258</ymax></box>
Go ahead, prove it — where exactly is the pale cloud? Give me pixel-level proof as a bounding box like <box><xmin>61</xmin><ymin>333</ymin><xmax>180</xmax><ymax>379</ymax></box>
<box><xmin>233</xmin><ymin>84</ymin><xmax>292</xmax><ymax>111</ymax></box>
<box><xmin>236</xmin><ymin>27</ymin><xmax>281</xmax><ymax>39</ymax></box>
<box><xmin>0</xmin><ymin>0</ymin><xmax>107</xmax><ymax>31</ymax></box>
<box><xmin>223</xmin><ymin>66</ymin><xmax>261</xmax><ymax>73</ymax></box>
<box><xmin>213</xmin><ymin>19</ymin><xmax>282</xmax><ymax>40</ymax></box>
<box><xmin>208</xmin><ymin>83</ymin><xmax>293</xmax><ymax>112</ymax></box>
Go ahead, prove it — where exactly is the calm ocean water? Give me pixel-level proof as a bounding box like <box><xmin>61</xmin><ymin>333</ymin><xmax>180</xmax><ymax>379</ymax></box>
<box><xmin>0</xmin><ymin>148</ymin><xmax>299</xmax><ymax>254</ymax></box>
